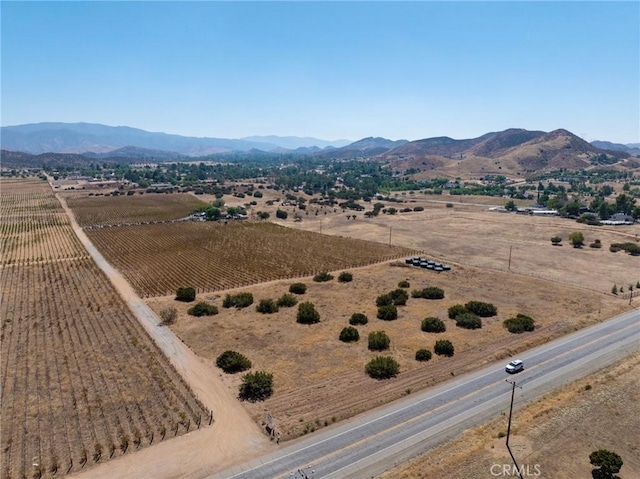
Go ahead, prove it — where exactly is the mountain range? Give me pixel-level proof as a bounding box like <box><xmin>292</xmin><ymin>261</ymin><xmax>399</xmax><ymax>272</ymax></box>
<box><xmin>1</xmin><ymin>122</ymin><xmax>638</xmax><ymax>176</ymax></box>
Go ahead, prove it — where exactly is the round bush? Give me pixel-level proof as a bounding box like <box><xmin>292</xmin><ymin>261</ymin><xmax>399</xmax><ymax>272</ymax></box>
<box><xmin>289</xmin><ymin>283</ymin><xmax>307</xmax><ymax>294</ymax></box>
<box><xmin>464</xmin><ymin>301</ymin><xmax>497</xmax><ymax>317</ymax></box>
<box><xmin>455</xmin><ymin>312</ymin><xmax>482</xmax><ymax>329</ymax></box>
<box><xmin>398</xmin><ymin>280</ymin><xmax>410</xmax><ymax>288</ymax></box>
<box><xmin>256</xmin><ymin>299</ymin><xmax>279</xmax><ymax>314</ymax></box>
<box><xmin>377</xmin><ymin>304</ymin><xmax>398</xmax><ymax>321</ymax></box>
<box><xmin>448</xmin><ymin>304</ymin><xmax>467</xmax><ymax>319</ymax></box>
<box><xmin>368</xmin><ymin>331</ymin><xmax>391</xmax><ymax>351</ymax></box>
<box><xmin>338</xmin><ymin>272</ymin><xmax>353</xmax><ymax>283</ymax></box>
<box><xmin>421</xmin><ymin>317</ymin><xmax>446</xmax><ymax>333</ymax></box>
<box><xmin>339</xmin><ymin>326</ymin><xmax>360</xmax><ymax>342</ymax></box>
<box><xmin>223</xmin><ymin>292</ymin><xmax>254</xmax><ymax>309</ymax></box>
<box><xmin>175</xmin><ymin>287</ymin><xmax>196</xmax><ymax>302</ymax></box>
<box><xmin>313</xmin><ymin>271</ymin><xmax>334</xmax><ymax>282</ymax></box>
<box><xmin>421</xmin><ymin>287</ymin><xmax>445</xmax><ymax>299</ymax></box>
<box><xmin>276</xmin><ymin>293</ymin><xmax>298</xmax><ymax>308</ymax></box>
<box><xmin>365</xmin><ymin>356</ymin><xmax>399</xmax><ymax>379</ymax></box>
<box><xmin>187</xmin><ymin>302</ymin><xmax>219</xmax><ymax>317</ymax></box>
<box><xmin>503</xmin><ymin>314</ymin><xmax>535</xmax><ymax>333</ymax></box>
<box><xmin>349</xmin><ymin>313</ymin><xmax>369</xmax><ymax>326</ymax></box>
<box><xmin>376</xmin><ymin>294</ymin><xmax>393</xmax><ymax>307</ymax></box>
<box><xmin>216</xmin><ymin>350</ymin><xmax>252</xmax><ymax>374</ymax></box>
<box><xmin>434</xmin><ymin>339</ymin><xmax>455</xmax><ymax>357</ymax></box>
<box><xmin>238</xmin><ymin>371</ymin><xmax>273</xmax><ymax>402</ymax></box>
<box><xmin>297</xmin><ymin>301</ymin><xmax>320</xmax><ymax>324</ymax></box>
<box><xmin>415</xmin><ymin>349</ymin><xmax>432</xmax><ymax>361</ymax></box>
<box><xmin>389</xmin><ymin>288</ymin><xmax>409</xmax><ymax>306</ymax></box>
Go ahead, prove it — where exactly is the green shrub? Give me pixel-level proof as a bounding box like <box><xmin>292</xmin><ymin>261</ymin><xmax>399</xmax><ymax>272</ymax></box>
<box><xmin>455</xmin><ymin>312</ymin><xmax>482</xmax><ymax>329</ymax></box>
<box><xmin>589</xmin><ymin>449</ymin><xmax>623</xmax><ymax>475</ymax></box>
<box><xmin>448</xmin><ymin>304</ymin><xmax>467</xmax><ymax>319</ymax></box>
<box><xmin>339</xmin><ymin>326</ymin><xmax>360</xmax><ymax>342</ymax></box>
<box><xmin>187</xmin><ymin>302</ymin><xmax>219</xmax><ymax>317</ymax></box>
<box><xmin>413</xmin><ymin>206</ymin><xmax>424</xmax><ymax>212</ymax></box>
<box><xmin>256</xmin><ymin>299</ymin><xmax>279</xmax><ymax>314</ymax></box>
<box><xmin>276</xmin><ymin>209</ymin><xmax>288</xmax><ymax>220</ymax></box>
<box><xmin>313</xmin><ymin>271</ymin><xmax>334</xmax><ymax>282</ymax></box>
<box><xmin>159</xmin><ymin>307</ymin><xmax>178</xmax><ymax>325</ymax></box>
<box><xmin>338</xmin><ymin>272</ymin><xmax>353</xmax><ymax>283</ymax></box>
<box><xmin>551</xmin><ymin>236</ymin><xmax>562</xmax><ymax>245</ymax></box>
<box><xmin>238</xmin><ymin>371</ymin><xmax>273</xmax><ymax>402</ymax></box>
<box><xmin>421</xmin><ymin>317</ymin><xmax>446</xmax><ymax>333</ymax></box>
<box><xmin>389</xmin><ymin>288</ymin><xmax>409</xmax><ymax>306</ymax></box>
<box><xmin>434</xmin><ymin>339</ymin><xmax>455</xmax><ymax>356</ymax></box>
<box><xmin>297</xmin><ymin>301</ymin><xmax>320</xmax><ymax>324</ymax></box>
<box><xmin>376</xmin><ymin>293</ymin><xmax>393</xmax><ymax>306</ymax></box>
<box><xmin>377</xmin><ymin>304</ymin><xmax>398</xmax><ymax>321</ymax></box>
<box><xmin>398</xmin><ymin>280</ymin><xmax>410</xmax><ymax>288</ymax></box>
<box><xmin>175</xmin><ymin>287</ymin><xmax>196</xmax><ymax>302</ymax></box>
<box><xmin>464</xmin><ymin>301</ymin><xmax>497</xmax><ymax>317</ymax></box>
<box><xmin>223</xmin><ymin>292</ymin><xmax>254</xmax><ymax>309</ymax></box>
<box><xmin>610</xmin><ymin>242</ymin><xmax>640</xmax><ymax>255</ymax></box>
<box><xmin>368</xmin><ymin>331</ymin><xmax>391</xmax><ymax>351</ymax></box>
<box><xmin>415</xmin><ymin>349</ymin><xmax>432</xmax><ymax>361</ymax></box>
<box><xmin>349</xmin><ymin>313</ymin><xmax>369</xmax><ymax>326</ymax></box>
<box><xmin>289</xmin><ymin>283</ymin><xmax>307</xmax><ymax>294</ymax></box>
<box><xmin>365</xmin><ymin>356</ymin><xmax>399</xmax><ymax>379</ymax></box>
<box><xmin>503</xmin><ymin>314</ymin><xmax>535</xmax><ymax>333</ymax></box>
<box><xmin>276</xmin><ymin>293</ymin><xmax>298</xmax><ymax>307</ymax></box>
<box><xmin>413</xmin><ymin>287</ymin><xmax>445</xmax><ymax>299</ymax></box>
<box><xmin>216</xmin><ymin>350</ymin><xmax>252</xmax><ymax>374</ymax></box>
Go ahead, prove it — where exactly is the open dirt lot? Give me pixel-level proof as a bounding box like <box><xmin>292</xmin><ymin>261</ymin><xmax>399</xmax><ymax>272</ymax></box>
<box><xmin>147</xmin><ymin>258</ymin><xmax>632</xmax><ymax>439</ymax></box>
<box><xmin>381</xmin><ymin>352</ymin><xmax>640</xmax><ymax>479</ymax></box>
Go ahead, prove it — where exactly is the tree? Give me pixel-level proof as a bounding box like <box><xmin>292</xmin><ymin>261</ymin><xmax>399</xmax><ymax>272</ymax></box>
<box><xmin>339</xmin><ymin>326</ymin><xmax>360</xmax><ymax>342</ymax></box>
<box><xmin>276</xmin><ymin>209</ymin><xmax>288</xmax><ymax>220</ymax></box>
<box><xmin>175</xmin><ymin>287</ymin><xmax>196</xmax><ymax>302</ymax></box>
<box><xmin>376</xmin><ymin>293</ymin><xmax>392</xmax><ymax>306</ymax></box>
<box><xmin>412</xmin><ymin>287</ymin><xmax>445</xmax><ymax>300</ymax></box>
<box><xmin>289</xmin><ymin>283</ymin><xmax>307</xmax><ymax>294</ymax></box>
<box><xmin>276</xmin><ymin>293</ymin><xmax>297</xmax><ymax>307</ymax></box>
<box><xmin>455</xmin><ymin>312</ymin><xmax>482</xmax><ymax>329</ymax></box>
<box><xmin>256</xmin><ymin>299</ymin><xmax>279</xmax><ymax>314</ymax></box>
<box><xmin>569</xmin><ymin>231</ymin><xmax>585</xmax><ymax>248</ymax></box>
<box><xmin>349</xmin><ymin>313</ymin><xmax>369</xmax><ymax>325</ymax></box>
<box><xmin>503</xmin><ymin>314</ymin><xmax>535</xmax><ymax>333</ymax></box>
<box><xmin>434</xmin><ymin>339</ymin><xmax>454</xmax><ymax>357</ymax></box>
<box><xmin>159</xmin><ymin>307</ymin><xmax>178</xmax><ymax>325</ymax></box>
<box><xmin>505</xmin><ymin>200</ymin><xmax>517</xmax><ymax>211</ymax></box>
<box><xmin>589</xmin><ymin>449</ymin><xmax>623</xmax><ymax>477</ymax></box>
<box><xmin>297</xmin><ymin>301</ymin><xmax>320</xmax><ymax>324</ymax></box>
<box><xmin>389</xmin><ymin>288</ymin><xmax>409</xmax><ymax>306</ymax></box>
<box><xmin>377</xmin><ymin>304</ymin><xmax>398</xmax><ymax>321</ymax></box>
<box><xmin>448</xmin><ymin>304</ymin><xmax>467</xmax><ymax>319</ymax></box>
<box><xmin>223</xmin><ymin>292</ymin><xmax>254</xmax><ymax>309</ymax></box>
<box><xmin>365</xmin><ymin>356</ymin><xmax>399</xmax><ymax>379</ymax></box>
<box><xmin>368</xmin><ymin>331</ymin><xmax>390</xmax><ymax>351</ymax></box>
<box><xmin>256</xmin><ymin>211</ymin><xmax>270</xmax><ymax>220</ymax></box>
<box><xmin>187</xmin><ymin>302</ymin><xmax>218</xmax><ymax>317</ymax></box>
<box><xmin>398</xmin><ymin>280</ymin><xmax>410</xmax><ymax>288</ymax></box>
<box><xmin>415</xmin><ymin>349</ymin><xmax>432</xmax><ymax>361</ymax></box>
<box><xmin>313</xmin><ymin>271</ymin><xmax>334</xmax><ymax>282</ymax></box>
<box><xmin>204</xmin><ymin>206</ymin><xmax>221</xmax><ymax>221</ymax></box>
<box><xmin>551</xmin><ymin>236</ymin><xmax>562</xmax><ymax>246</ymax></box>
<box><xmin>238</xmin><ymin>371</ymin><xmax>273</xmax><ymax>402</ymax></box>
<box><xmin>464</xmin><ymin>301</ymin><xmax>497</xmax><ymax>317</ymax></box>
<box><xmin>421</xmin><ymin>317</ymin><xmax>446</xmax><ymax>333</ymax></box>
<box><xmin>338</xmin><ymin>272</ymin><xmax>353</xmax><ymax>283</ymax></box>
<box><xmin>216</xmin><ymin>350</ymin><xmax>252</xmax><ymax>373</ymax></box>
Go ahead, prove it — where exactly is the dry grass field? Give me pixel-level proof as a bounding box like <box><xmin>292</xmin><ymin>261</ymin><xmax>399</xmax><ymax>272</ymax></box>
<box><xmin>65</xmin><ymin>191</ymin><xmax>207</xmax><ymax>227</ymax></box>
<box><xmin>0</xmin><ymin>179</ymin><xmax>210</xmax><ymax>479</ymax></box>
<box><xmin>381</xmin><ymin>352</ymin><xmax>640</xmax><ymax>479</ymax></box>
<box><xmin>147</xmin><ymin>259</ymin><xmax>631</xmax><ymax>439</ymax></box>
<box><xmin>83</xmin><ymin>221</ymin><xmax>415</xmax><ymax>297</ymax></box>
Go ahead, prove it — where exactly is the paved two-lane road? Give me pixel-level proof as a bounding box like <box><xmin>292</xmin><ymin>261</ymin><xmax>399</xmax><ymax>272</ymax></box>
<box><xmin>212</xmin><ymin>308</ymin><xmax>639</xmax><ymax>479</ymax></box>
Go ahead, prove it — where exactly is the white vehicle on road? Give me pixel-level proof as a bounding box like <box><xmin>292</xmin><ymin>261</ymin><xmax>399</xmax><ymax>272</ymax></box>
<box><xmin>505</xmin><ymin>359</ymin><xmax>524</xmax><ymax>374</ymax></box>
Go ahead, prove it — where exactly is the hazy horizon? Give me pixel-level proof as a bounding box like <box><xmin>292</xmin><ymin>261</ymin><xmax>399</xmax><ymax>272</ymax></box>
<box><xmin>2</xmin><ymin>2</ymin><xmax>638</xmax><ymax>144</ymax></box>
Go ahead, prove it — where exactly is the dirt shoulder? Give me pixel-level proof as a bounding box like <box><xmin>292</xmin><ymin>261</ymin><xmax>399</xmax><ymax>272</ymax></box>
<box><xmin>380</xmin><ymin>351</ymin><xmax>640</xmax><ymax>479</ymax></box>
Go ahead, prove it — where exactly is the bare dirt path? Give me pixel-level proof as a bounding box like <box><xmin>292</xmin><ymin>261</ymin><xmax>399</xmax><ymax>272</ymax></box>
<box><xmin>55</xmin><ymin>191</ymin><xmax>270</xmax><ymax>479</ymax></box>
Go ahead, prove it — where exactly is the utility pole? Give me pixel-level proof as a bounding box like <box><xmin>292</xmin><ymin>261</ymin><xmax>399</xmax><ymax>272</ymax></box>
<box><xmin>508</xmin><ymin>245</ymin><xmax>513</xmax><ymax>272</ymax></box>
<box><xmin>388</xmin><ymin>226</ymin><xmax>392</xmax><ymax>247</ymax></box>
<box><xmin>505</xmin><ymin>379</ymin><xmax>524</xmax><ymax>479</ymax></box>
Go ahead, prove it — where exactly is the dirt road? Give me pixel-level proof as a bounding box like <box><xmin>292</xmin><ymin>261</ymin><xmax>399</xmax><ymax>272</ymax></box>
<box><xmin>56</xmin><ymin>192</ymin><xmax>270</xmax><ymax>479</ymax></box>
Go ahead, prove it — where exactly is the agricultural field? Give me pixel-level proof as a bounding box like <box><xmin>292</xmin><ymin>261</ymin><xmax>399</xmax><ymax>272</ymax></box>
<box><xmin>0</xmin><ymin>179</ymin><xmax>210</xmax><ymax>479</ymax></box>
<box><xmin>65</xmin><ymin>191</ymin><xmax>207</xmax><ymax>227</ymax></box>
<box><xmin>84</xmin><ymin>221</ymin><xmax>415</xmax><ymax>297</ymax></box>
<box><xmin>0</xmin><ymin>179</ymin><xmax>88</xmax><ymax>266</ymax></box>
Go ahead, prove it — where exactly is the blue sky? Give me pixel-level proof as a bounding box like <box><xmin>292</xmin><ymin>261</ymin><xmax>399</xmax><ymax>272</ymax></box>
<box><xmin>2</xmin><ymin>1</ymin><xmax>638</xmax><ymax>143</ymax></box>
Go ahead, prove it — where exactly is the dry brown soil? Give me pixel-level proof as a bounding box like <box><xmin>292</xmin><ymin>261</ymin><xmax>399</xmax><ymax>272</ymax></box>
<box><xmin>380</xmin><ymin>352</ymin><xmax>640</xmax><ymax>479</ymax></box>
